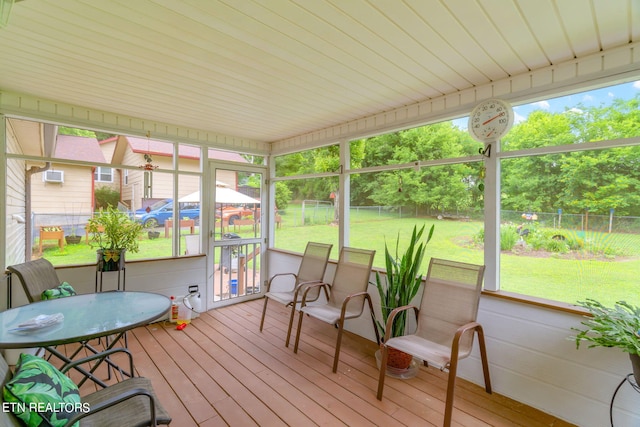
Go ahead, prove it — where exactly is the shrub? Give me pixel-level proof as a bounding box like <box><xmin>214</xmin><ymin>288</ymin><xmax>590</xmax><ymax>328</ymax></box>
<box><xmin>546</xmin><ymin>238</ymin><xmax>569</xmax><ymax>253</ymax></box>
<box><xmin>474</xmin><ymin>224</ymin><xmax>520</xmax><ymax>251</ymax></box>
<box><xmin>500</xmin><ymin>224</ymin><xmax>519</xmax><ymax>251</ymax></box>
<box><xmin>94</xmin><ymin>186</ymin><xmax>120</xmax><ymax>209</ymax></box>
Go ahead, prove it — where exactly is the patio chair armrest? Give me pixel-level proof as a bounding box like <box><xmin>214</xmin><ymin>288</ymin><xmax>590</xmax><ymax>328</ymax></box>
<box><xmin>292</xmin><ymin>279</ymin><xmax>323</xmax><ymax>300</ymax></box>
<box><xmin>340</xmin><ymin>290</ymin><xmax>368</xmax><ymax>307</ymax></box>
<box><xmin>63</xmin><ymin>386</ymin><xmax>157</xmax><ymax>426</ymax></box>
<box><xmin>344</xmin><ymin>290</ymin><xmax>368</xmax><ymax>299</ymax></box>
<box><xmin>453</xmin><ymin>321</ymin><xmax>482</xmax><ymax>340</ymax></box>
<box><xmin>300</xmin><ymin>282</ymin><xmax>330</xmax><ymax>305</ymax></box>
<box><xmin>339</xmin><ymin>290</ymin><xmax>372</xmax><ymax>319</ymax></box>
<box><xmin>60</xmin><ymin>347</ymin><xmax>134</xmax><ymax>378</ymax></box>
<box><xmin>266</xmin><ymin>272</ymin><xmax>298</xmax><ymax>292</ymax></box>
<box><xmin>383</xmin><ymin>305</ymin><xmax>419</xmax><ymax>343</ymax></box>
<box><xmin>294</xmin><ymin>279</ymin><xmax>324</xmax><ymax>290</ymax></box>
<box><xmin>450</xmin><ymin>321</ymin><xmax>483</xmax><ymax>356</ymax></box>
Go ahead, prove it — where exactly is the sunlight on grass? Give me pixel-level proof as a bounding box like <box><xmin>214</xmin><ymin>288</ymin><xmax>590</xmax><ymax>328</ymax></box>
<box><xmin>41</xmin><ymin>213</ymin><xmax>640</xmax><ymax>307</ymax></box>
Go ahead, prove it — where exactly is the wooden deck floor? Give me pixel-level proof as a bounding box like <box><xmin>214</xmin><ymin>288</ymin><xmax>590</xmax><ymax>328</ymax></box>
<box><xmin>61</xmin><ymin>298</ymin><xmax>576</xmax><ymax>426</ymax></box>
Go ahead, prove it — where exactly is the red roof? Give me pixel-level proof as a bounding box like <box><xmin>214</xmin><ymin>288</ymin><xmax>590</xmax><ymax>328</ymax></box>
<box><xmin>126</xmin><ymin>137</ymin><xmax>247</xmax><ymax>163</ymax></box>
<box><xmin>55</xmin><ymin>135</ymin><xmax>106</xmax><ymax>163</ymax></box>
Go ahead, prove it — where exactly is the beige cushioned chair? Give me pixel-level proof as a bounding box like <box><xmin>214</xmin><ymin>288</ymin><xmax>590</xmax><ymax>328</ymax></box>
<box><xmin>293</xmin><ymin>247</ymin><xmax>379</xmax><ymax>373</ymax></box>
<box><xmin>260</xmin><ymin>242</ymin><xmax>333</xmax><ymax>346</ymax></box>
<box><xmin>376</xmin><ymin>257</ymin><xmax>491</xmax><ymax>427</ymax></box>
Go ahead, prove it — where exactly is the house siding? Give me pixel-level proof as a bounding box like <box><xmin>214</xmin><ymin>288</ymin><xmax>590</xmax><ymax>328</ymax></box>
<box><xmin>31</xmin><ymin>164</ymin><xmax>93</xmax><ymax>219</ymax></box>
<box><xmin>5</xmin><ymin>122</ymin><xmax>26</xmax><ymax>266</ymax></box>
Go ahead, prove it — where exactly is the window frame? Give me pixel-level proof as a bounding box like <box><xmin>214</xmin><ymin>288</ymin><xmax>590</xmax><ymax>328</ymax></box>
<box><xmin>272</xmin><ymin>94</ymin><xmax>640</xmax><ymax>306</ymax></box>
<box><xmin>5</xmin><ymin>126</ymin><xmax>205</xmax><ymax>265</ymax></box>
<box><xmin>93</xmin><ymin>166</ymin><xmax>113</xmax><ymax>183</ymax></box>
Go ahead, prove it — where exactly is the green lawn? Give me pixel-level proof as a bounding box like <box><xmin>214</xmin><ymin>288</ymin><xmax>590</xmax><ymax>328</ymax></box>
<box><xmin>274</xmin><ymin>213</ymin><xmax>640</xmax><ymax>307</ymax></box>
<box><xmin>43</xmin><ymin>232</ymin><xmax>191</xmax><ymax>265</ymax></box>
<box><xmin>42</xmin><ymin>213</ymin><xmax>640</xmax><ymax>307</ymax></box>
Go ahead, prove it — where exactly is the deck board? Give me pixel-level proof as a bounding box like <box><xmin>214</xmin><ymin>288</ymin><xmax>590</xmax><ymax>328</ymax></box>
<box><xmin>63</xmin><ymin>298</ymin><xmax>576</xmax><ymax>426</ymax></box>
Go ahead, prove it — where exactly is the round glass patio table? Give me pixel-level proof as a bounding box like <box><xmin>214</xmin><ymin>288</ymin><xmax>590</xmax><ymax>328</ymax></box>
<box><xmin>0</xmin><ymin>291</ymin><xmax>170</xmax><ymax>348</ymax></box>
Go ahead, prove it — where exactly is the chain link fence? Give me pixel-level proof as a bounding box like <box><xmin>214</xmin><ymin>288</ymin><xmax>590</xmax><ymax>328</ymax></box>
<box><xmin>501</xmin><ymin>210</ymin><xmax>640</xmax><ymax>234</ymax></box>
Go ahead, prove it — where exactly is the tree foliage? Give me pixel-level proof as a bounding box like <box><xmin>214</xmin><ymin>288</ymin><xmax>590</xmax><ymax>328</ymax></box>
<box><xmin>94</xmin><ymin>186</ymin><xmax>120</xmax><ymax>210</ymax></box>
<box><xmin>278</xmin><ymin>96</ymin><xmax>640</xmax><ymax>217</ymax></box>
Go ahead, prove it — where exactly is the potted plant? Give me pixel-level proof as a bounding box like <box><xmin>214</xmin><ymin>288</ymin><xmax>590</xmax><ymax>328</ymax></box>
<box><xmin>86</xmin><ymin>207</ymin><xmax>143</xmax><ymax>271</ymax></box>
<box><xmin>144</xmin><ymin>221</ymin><xmax>160</xmax><ymax>239</ymax></box>
<box><xmin>572</xmin><ymin>298</ymin><xmax>640</xmax><ymax>384</ymax></box>
<box><xmin>64</xmin><ymin>203</ymin><xmax>83</xmax><ymax>244</ymax></box>
<box><xmin>64</xmin><ymin>226</ymin><xmax>81</xmax><ymax>245</ymax></box>
<box><xmin>374</xmin><ymin>223</ymin><xmax>434</xmax><ymax>369</ymax></box>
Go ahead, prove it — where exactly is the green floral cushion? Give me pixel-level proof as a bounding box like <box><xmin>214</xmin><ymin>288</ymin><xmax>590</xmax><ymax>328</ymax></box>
<box><xmin>41</xmin><ymin>282</ymin><xmax>76</xmax><ymax>300</ymax></box>
<box><xmin>3</xmin><ymin>353</ymin><xmax>81</xmax><ymax>427</ymax></box>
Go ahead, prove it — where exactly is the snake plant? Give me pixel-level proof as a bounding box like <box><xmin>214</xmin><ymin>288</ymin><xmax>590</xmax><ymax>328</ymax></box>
<box><xmin>374</xmin><ymin>223</ymin><xmax>434</xmax><ymax>341</ymax></box>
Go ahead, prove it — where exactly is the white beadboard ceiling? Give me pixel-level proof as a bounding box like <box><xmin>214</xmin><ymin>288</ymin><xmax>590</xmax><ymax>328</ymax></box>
<box><xmin>0</xmin><ymin>0</ymin><xmax>638</xmax><ymax>144</ymax></box>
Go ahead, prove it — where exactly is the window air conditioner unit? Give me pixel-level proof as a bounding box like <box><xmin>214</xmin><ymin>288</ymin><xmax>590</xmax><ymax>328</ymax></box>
<box><xmin>43</xmin><ymin>170</ymin><xmax>64</xmax><ymax>183</ymax></box>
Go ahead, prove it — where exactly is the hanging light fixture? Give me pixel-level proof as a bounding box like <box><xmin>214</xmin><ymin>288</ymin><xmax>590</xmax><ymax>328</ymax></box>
<box><xmin>139</xmin><ymin>131</ymin><xmax>158</xmax><ymax>171</ymax></box>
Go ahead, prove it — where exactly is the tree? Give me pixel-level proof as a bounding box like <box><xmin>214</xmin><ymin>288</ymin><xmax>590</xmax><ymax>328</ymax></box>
<box><xmin>94</xmin><ymin>186</ymin><xmax>120</xmax><ymax>210</ymax></box>
<box><xmin>354</xmin><ymin>122</ymin><xmax>480</xmax><ymax>214</ymax></box>
<box><xmin>275</xmin><ymin>181</ymin><xmax>292</xmax><ymax>210</ymax></box>
<box><xmin>501</xmin><ymin>111</ymin><xmax>573</xmax><ymax>212</ymax></box>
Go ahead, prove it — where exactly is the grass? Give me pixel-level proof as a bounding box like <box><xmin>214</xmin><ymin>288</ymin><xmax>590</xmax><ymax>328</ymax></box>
<box><xmin>43</xmin><ymin>232</ymin><xmax>192</xmax><ymax>265</ymax></box>
<box><xmin>274</xmin><ymin>213</ymin><xmax>640</xmax><ymax>307</ymax></box>
<box><xmin>42</xmin><ymin>212</ymin><xmax>640</xmax><ymax>307</ymax></box>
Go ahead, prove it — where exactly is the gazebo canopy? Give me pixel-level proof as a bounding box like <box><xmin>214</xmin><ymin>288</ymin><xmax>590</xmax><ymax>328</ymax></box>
<box><xmin>179</xmin><ymin>189</ymin><xmax>260</xmax><ymax>205</ymax></box>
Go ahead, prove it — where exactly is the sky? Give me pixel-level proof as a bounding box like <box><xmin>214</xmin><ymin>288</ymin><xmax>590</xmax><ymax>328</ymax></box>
<box><xmin>453</xmin><ymin>80</ymin><xmax>640</xmax><ymax>130</ymax></box>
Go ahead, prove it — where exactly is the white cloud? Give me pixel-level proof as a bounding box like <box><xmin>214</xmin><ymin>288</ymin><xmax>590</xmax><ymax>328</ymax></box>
<box><xmin>532</xmin><ymin>101</ymin><xmax>550</xmax><ymax>110</ymax></box>
<box><xmin>451</xmin><ymin>117</ymin><xmax>467</xmax><ymax>130</ymax></box>
<box><xmin>514</xmin><ymin>111</ymin><xmax>526</xmax><ymax>124</ymax></box>
<box><xmin>567</xmin><ymin>107</ymin><xmax>583</xmax><ymax>114</ymax></box>
<box><xmin>608</xmin><ymin>92</ymin><xmax>615</xmax><ymax>98</ymax></box>
<box><xmin>582</xmin><ymin>94</ymin><xmax>594</xmax><ymax>102</ymax></box>
<box><xmin>633</xmin><ymin>81</ymin><xmax>640</xmax><ymax>90</ymax></box>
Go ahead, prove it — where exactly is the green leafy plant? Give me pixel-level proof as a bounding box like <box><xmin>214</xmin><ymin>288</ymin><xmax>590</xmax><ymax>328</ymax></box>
<box><xmin>94</xmin><ymin>186</ymin><xmax>121</xmax><ymax>209</ymax></box>
<box><xmin>572</xmin><ymin>298</ymin><xmax>640</xmax><ymax>355</ymax></box>
<box><xmin>500</xmin><ymin>224</ymin><xmax>519</xmax><ymax>251</ymax></box>
<box><xmin>374</xmin><ymin>224</ymin><xmax>434</xmax><ymax>340</ymax></box>
<box><xmin>86</xmin><ymin>207</ymin><xmax>143</xmax><ymax>253</ymax></box>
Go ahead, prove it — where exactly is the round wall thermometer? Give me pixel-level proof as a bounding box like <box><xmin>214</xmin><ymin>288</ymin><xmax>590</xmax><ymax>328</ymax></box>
<box><xmin>468</xmin><ymin>99</ymin><xmax>514</xmax><ymax>143</ymax></box>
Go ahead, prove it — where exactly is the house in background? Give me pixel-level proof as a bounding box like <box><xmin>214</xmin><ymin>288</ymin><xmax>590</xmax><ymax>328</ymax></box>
<box><xmin>29</xmin><ymin>134</ymin><xmax>103</xmax><ymax>232</ymax></box>
<box><xmin>109</xmin><ymin>135</ymin><xmax>247</xmax><ymax>211</ymax></box>
<box><xmin>3</xmin><ymin>2</ymin><xmax>640</xmax><ymax>425</ymax></box>
<box><xmin>29</xmin><ymin>132</ymin><xmax>249</xmax><ymax>224</ymax></box>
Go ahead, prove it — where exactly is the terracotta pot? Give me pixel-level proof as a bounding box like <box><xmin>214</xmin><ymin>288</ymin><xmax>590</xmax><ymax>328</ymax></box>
<box><xmin>386</xmin><ymin>347</ymin><xmax>413</xmax><ymax>370</ymax></box>
<box><xmin>630</xmin><ymin>353</ymin><xmax>640</xmax><ymax>385</ymax></box>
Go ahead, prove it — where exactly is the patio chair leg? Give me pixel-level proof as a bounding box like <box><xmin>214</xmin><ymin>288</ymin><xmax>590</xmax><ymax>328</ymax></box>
<box><xmin>332</xmin><ymin>319</ymin><xmax>345</xmax><ymax>373</ymax></box>
<box><xmin>443</xmin><ymin>357</ymin><xmax>459</xmax><ymax>427</ymax></box>
<box><xmin>293</xmin><ymin>309</ymin><xmax>305</xmax><ymax>354</ymax></box>
<box><xmin>476</xmin><ymin>326</ymin><xmax>492</xmax><ymax>394</ymax></box>
<box><xmin>365</xmin><ymin>295</ymin><xmax>381</xmax><ymax>345</ymax></box>
<box><xmin>259</xmin><ymin>297</ymin><xmax>268</xmax><ymax>332</ymax></box>
<box><xmin>285</xmin><ymin>303</ymin><xmax>296</xmax><ymax>347</ymax></box>
<box><xmin>376</xmin><ymin>345</ymin><xmax>389</xmax><ymax>400</ymax></box>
